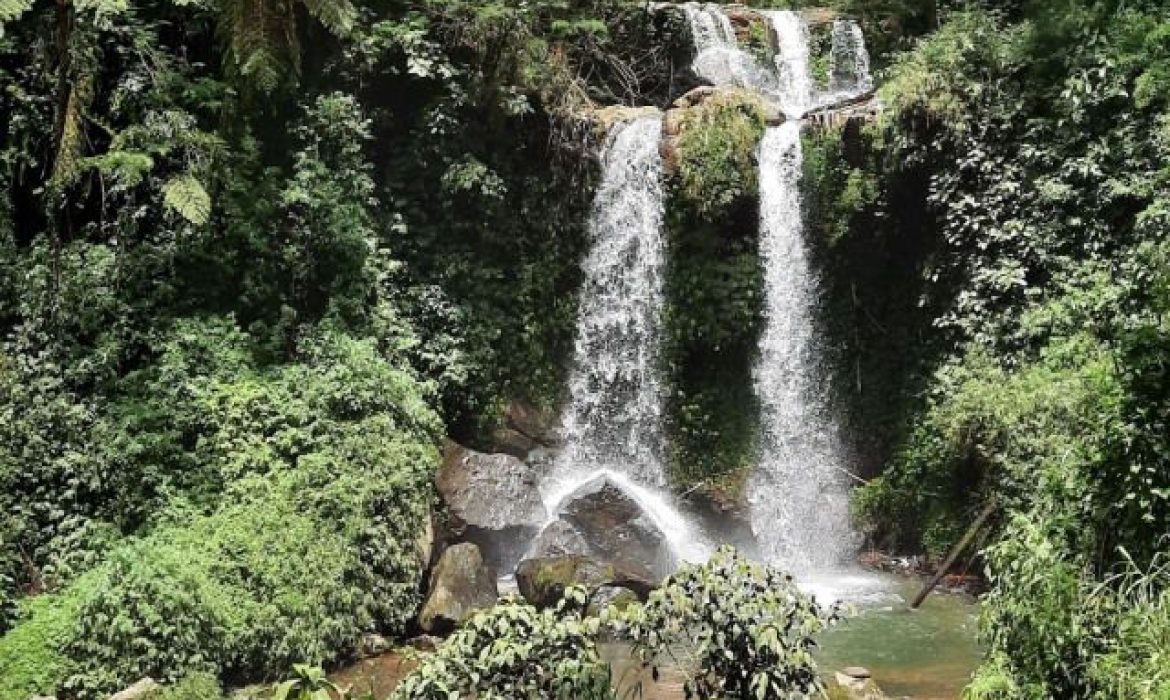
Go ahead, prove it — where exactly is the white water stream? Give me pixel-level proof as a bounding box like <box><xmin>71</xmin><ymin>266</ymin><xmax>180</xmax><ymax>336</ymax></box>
<box><xmin>542</xmin><ymin>114</ymin><xmax>712</xmax><ymax>564</ymax></box>
<box><xmin>541</xmin><ymin>6</ymin><xmax>876</xmax><ymax>590</ymax></box>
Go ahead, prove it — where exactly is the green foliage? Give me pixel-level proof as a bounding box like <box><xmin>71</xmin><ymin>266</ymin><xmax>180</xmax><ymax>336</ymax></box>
<box><xmin>672</xmin><ymin>91</ymin><xmax>768</xmax><ymax>220</ymax></box>
<box><xmin>663</xmin><ymin>92</ymin><xmax>767</xmax><ymax>485</ymax></box>
<box><xmin>843</xmin><ymin>1</ymin><xmax>1170</xmax><ymax>696</ymax></box>
<box><xmin>617</xmin><ymin>547</ymin><xmax>838</xmax><ymax>700</ymax></box>
<box><xmin>0</xmin><ymin>572</ymin><xmax>99</xmax><ymax>700</ymax></box>
<box><xmin>391</xmin><ymin>588</ymin><xmax>613</xmax><ymax>700</ymax></box>
<box><xmin>153</xmin><ymin>673</ymin><xmax>227</xmax><ymax>700</ymax></box>
<box><xmin>272</xmin><ymin>664</ymin><xmax>350</xmax><ymax>700</ymax></box>
<box><xmin>393</xmin><ymin>548</ymin><xmax>836</xmax><ymax>700</ymax></box>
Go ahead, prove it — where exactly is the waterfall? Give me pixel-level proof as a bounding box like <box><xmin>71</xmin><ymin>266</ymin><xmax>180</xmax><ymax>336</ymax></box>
<box><xmin>544</xmin><ymin>113</ymin><xmax>711</xmax><ymax>564</ymax></box>
<box><xmin>749</xmin><ymin>122</ymin><xmax>854</xmax><ymax>573</ymax></box>
<box><xmin>552</xmin><ymin>115</ymin><xmax>668</xmax><ymax>489</ymax></box>
<box><xmin>828</xmin><ymin>19</ymin><xmax>874</xmax><ymax>97</ymax></box>
<box><xmin>764</xmin><ymin>10</ymin><xmax>813</xmax><ymax>118</ymax></box>
<box><xmin>681</xmin><ymin>3</ymin><xmax>776</xmax><ymax>92</ymax></box>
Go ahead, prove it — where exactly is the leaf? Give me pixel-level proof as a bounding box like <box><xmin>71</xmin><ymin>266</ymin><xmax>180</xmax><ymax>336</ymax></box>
<box><xmin>0</xmin><ymin>0</ymin><xmax>32</xmax><ymax>23</ymax></box>
<box><xmin>162</xmin><ymin>173</ymin><xmax>212</xmax><ymax>225</ymax></box>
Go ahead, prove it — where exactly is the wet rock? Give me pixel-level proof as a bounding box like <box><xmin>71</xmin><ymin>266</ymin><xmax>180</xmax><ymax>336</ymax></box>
<box><xmin>109</xmin><ymin>679</ymin><xmax>161</xmax><ymax>700</ymax></box>
<box><xmin>504</xmin><ymin>400</ymin><xmax>562</xmax><ymax>446</ymax></box>
<box><xmin>672</xmin><ymin>85</ymin><xmax>723</xmax><ymax>109</ymax></box>
<box><xmin>490</xmin><ymin>426</ymin><xmax>540</xmax><ymax>460</ymax></box>
<box><xmin>407</xmin><ymin>634</ymin><xmax>443</xmax><ymax>651</ymax></box>
<box><xmin>436</xmin><ymin>441</ymin><xmax>546</xmax><ymax>569</ymax></box>
<box><xmin>419</xmin><ymin>543</ymin><xmax>498</xmax><ymax>634</ymax></box>
<box><xmin>833</xmin><ymin>668</ymin><xmax>887</xmax><ymax>700</ymax></box>
<box><xmin>682</xmin><ymin>478</ymin><xmax>755</xmax><ymax>551</ymax></box>
<box><xmin>515</xmin><ymin>555</ymin><xmax>655</xmax><ymax>608</ymax></box>
<box><xmin>525</xmin><ymin>518</ymin><xmax>591</xmax><ymax>559</ymax></box>
<box><xmin>587</xmin><ymin>585</ymin><xmax>640</xmax><ymax>616</ymax></box>
<box><xmin>558</xmin><ymin>478</ymin><xmax>675</xmax><ymax>582</ymax></box>
<box><xmin>800</xmin><ymin>7</ymin><xmax>841</xmax><ymax>28</ymax></box>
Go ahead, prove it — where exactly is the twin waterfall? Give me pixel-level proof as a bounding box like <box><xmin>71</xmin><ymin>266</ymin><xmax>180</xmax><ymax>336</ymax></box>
<box><xmin>546</xmin><ymin>4</ymin><xmax>873</xmax><ymax>580</ymax></box>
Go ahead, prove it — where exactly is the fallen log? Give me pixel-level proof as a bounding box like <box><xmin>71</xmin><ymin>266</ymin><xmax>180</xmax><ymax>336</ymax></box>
<box><xmin>910</xmin><ymin>501</ymin><xmax>996</xmax><ymax>609</ymax></box>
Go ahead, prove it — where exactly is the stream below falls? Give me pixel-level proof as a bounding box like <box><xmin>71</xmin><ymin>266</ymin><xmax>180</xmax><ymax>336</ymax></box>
<box><xmin>332</xmin><ymin>571</ymin><xmax>980</xmax><ymax>700</ymax></box>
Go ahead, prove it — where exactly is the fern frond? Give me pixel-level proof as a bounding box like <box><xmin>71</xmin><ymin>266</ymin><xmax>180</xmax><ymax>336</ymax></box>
<box><xmin>299</xmin><ymin>0</ymin><xmax>355</xmax><ymax>36</ymax></box>
<box><xmin>74</xmin><ymin>0</ymin><xmax>129</xmax><ymax>16</ymax></box>
<box><xmin>162</xmin><ymin>173</ymin><xmax>212</xmax><ymax>225</ymax></box>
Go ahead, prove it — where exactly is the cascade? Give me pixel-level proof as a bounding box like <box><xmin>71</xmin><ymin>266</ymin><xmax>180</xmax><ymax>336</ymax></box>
<box><xmin>764</xmin><ymin>10</ymin><xmax>813</xmax><ymax>118</ymax></box>
<box><xmin>681</xmin><ymin>3</ymin><xmax>776</xmax><ymax>92</ymax></box>
<box><xmin>749</xmin><ymin>122</ymin><xmax>854</xmax><ymax>572</ymax></box>
<box><xmin>828</xmin><ymin>19</ymin><xmax>874</xmax><ymax>97</ymax></box>
<box><xmin>543</xmin><ymin>115</ymin><xmax>709</xmax><ymax>562</ymax></box>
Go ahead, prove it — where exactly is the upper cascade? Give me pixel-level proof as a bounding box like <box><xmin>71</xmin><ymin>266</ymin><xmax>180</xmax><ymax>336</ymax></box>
<box><xmin>674</xmin><ymin>4</ymin><xmax>873</xmax><ymax>118</ymax></box>
<box><xmin>829</xmin><ymin>19</ymin><xmax>874</xmax><ymax>97</ymax></box>
<box><xmin>681</xmin><ymin>3</ymin><xmax>777</xmax><ymax>93</ymax></box>
<box><xmin>765</xmin><ymin>9</ymin><xmax>814</xmax><ymax>118</ymax></box>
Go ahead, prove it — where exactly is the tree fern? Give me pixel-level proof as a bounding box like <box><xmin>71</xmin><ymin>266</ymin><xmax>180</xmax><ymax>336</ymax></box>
<box><xmin>162</xmin><ymin>173</ymin><xmax>212</xmax><ymax>225</ymax></box>
<box><xmin>218</xmin><ymin>0</ymin><xmax>356</xmax><ymax>92</ymax></box>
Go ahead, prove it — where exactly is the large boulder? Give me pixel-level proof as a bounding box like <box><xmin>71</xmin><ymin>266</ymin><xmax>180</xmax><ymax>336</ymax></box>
<box><xmin>515</xmin><ymin>555</ymin><xmax>655</xmax><ymax>608</ymax></box>
<box><xmin>436</xmin><ymin>441</ymin><xmax>547</xmax><ymax>569</ymax></box>
<box><xmin>557</xmin><ymin>478</ymin><xmax>675</xmax><ymax>582</ymax></box>
<box><xmin>418</xmin><ymin>543</ymin><xmax>498</xmax><ymax>634</ymax></box>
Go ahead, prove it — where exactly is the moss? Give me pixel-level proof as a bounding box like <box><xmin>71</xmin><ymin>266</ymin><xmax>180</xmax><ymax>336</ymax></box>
<box><xmin>808</xmin><ymin>23</ymin><xmax>834</xmax><ymax>89</ymax></box>
<box><xmin>664</xmin><ymin>90</ymin><xmax>768</xmax><ymax>488</ymax></box>
<box><xmin>672</xmin><ymin>90</ymin><xmax>769</xmax><ymax>220</ymax></box>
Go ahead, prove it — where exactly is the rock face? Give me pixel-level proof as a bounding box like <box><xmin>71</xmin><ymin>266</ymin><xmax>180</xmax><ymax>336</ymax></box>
<box><xmin>419</xmin><ymin>543</ymin><xmax>498</xmax><ymax>634</ymax></box>
<box><xmin>587</xmin><ymin>585</ymin><xmax>640</xmax><ymax>616</ymax></box>
<box><xmin>109</xmin><ymin>679</ymin><xmax>161</xmax><ymax>700</ymax></box>
<box><xmin>515</xmin><ymin>476</ymin><xmax>676</xmax><ymax>607</ymax></box>
<box><xmin>557</xmin><ymin>478</ymin><xmax>675</xmax><ymax>582</ymax></box>
<box><xmin>515</xmin><ymin>555</ymin><xmax>655</xmax><ymax>608</ymax></box>
<box><xmin>436</xmin><ymin>441</ymin><xmax>546</xmax><ymax>569</ymax></box>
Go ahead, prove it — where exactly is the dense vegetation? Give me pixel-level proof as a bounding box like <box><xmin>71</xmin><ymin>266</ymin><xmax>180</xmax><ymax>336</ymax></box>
<box><xmin>806</xmin><ymin>2</ymin><xmax>1170</xmax><ymax>696</ymax></box>
<box><xmin>1</xmin><ymin>0</ymin><xmax>1168</xmax><ymax>698</ymax></box>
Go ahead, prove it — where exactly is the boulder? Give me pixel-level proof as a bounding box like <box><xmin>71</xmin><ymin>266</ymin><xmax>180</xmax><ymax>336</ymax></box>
<box><xmin>671</xmin><ymin>85</ymin><xmax>723</xmax><ymax>109</ymax></box>
<box><xmin>515</xmin><ymin>555</ymin><xmax>655</xmax><ymax>608</ymax></box>
<box><xmin>109</xmin><ymin>679</ymin><xmax>161</xmax><ymax>700</ymax></box>
<box><xmin>490</xmin><ymin>426</ymin><xmax>540</xmax><ymax>460</ymax></box>
<box><xmin>524</xmin><ymin>518</ymin><xmax>591</xmax><ymax>559</ymax></box>
<box><xmin>587</xmin><ymin>585</ymin><xmax>640</xmax><ymax>616</ymax></box>
<box><xmin>419</xmin><ymin>543</ymin><xmax>498</xmax><ymax>634</ymax></box>
<box><xmin>504</xmin><ymin>400</ymin><xmax>561</xmax><ymax>445</ymax></box>
<box><xmin>358</xmin><ymin>633</ymin><xmax>392</xmax><ymax>659</ymax></box>
<box><xmin>832</xmin><ymin>667</ymin><xmax>887</xmax><ymax>700</ymax></box>
<box><xmin>558</xmin><ymin>478</ymin><xmax>675</xmax><ymax>582</ymax></box>
<box><xmin>436</xmin><ymin>441</ymin><xmax>546</xmax><ymax>569</ymax></box>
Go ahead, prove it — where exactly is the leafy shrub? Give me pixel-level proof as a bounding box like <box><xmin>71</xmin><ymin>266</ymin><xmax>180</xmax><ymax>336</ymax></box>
<box><xmin>392</xmin><ymin>547</ymin><xmax>837</xmax><ymax>700</ymax></box>
<box><xmin>1</xmin><ymin>321</ymin><xmax>441</xmax><ymax>698</ymax></box>
<box><xmin>391</xmin><ymin>588</ymin><xmax>612</xmax><ymax>700</ymax></box>
<box><xmin>671</xmin><ymin>90</ymin><xmax>768</xmax><ymax>219</ymax></box>
<box><xmin>618</xmin><ymin>547</ymin><xmax>838</xmax><ymax>700</ymax></box>
<box><xmin>0</xmin><ymin>572</ymin><xmax>101</xmax><ymax>700</ymax></box>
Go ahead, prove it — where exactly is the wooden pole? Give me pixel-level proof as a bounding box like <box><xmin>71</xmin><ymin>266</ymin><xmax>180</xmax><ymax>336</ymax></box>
<box><xmin>910</xmin><ymin>502</ymin><xmax>996</xmax><ymax>609</ymax></box>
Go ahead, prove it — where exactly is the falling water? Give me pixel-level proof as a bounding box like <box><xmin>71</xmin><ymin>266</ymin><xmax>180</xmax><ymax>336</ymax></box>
<box><xmin>749</xmin><ymin>123</ymin><xmax>855</xmax><ymax>573</ymax></box>
<box><xmin>681</xmin><ymin>3</ymin><xmax>776</xmax><ymax>92</ymax></box>
<box><xmin>552</xmin><ymin>115</ymin><xmax>667</xmax><ymax>489</ymax></box>
<box><xmin>544</xmin><ymin>114</ymin><xmax>711</xmax><ymax>564</ymax></box>
<box><xmin>764</xmin><ymin>10</ymin><xmax>813</xmax><ymax>118</ymax></box>
<box><xmin>829</xmin><ymin>19</ymin><xmax>874</xmax><ymax>97</ymax></box>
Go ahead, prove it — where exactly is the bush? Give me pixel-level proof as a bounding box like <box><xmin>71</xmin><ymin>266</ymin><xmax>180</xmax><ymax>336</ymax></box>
<box><xmin>1</xmin><ymin>321</ymin><xmax>441</xmax><ymax>698</ymax></box>
<box><xmin>392</xmin><ymin>547</ymin><xmax>838</xmax><ymax>700</ymax></box>
<box><xmin>392</xmin><ymin>589</ymin><xmax>612</xmax><ymax>700</ymax></box>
